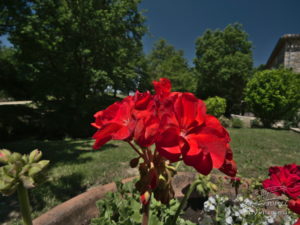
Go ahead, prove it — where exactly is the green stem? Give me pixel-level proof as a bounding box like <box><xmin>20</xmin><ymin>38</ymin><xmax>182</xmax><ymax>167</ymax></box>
<box><xmin>17</xmin><ymin>184</ymin><xmax>32</xmax><ymax>225</ymax></box>
<box><xmin>175</xmin><ymin>161</ymin><xmax>181</xmax><ymax>170</ymax></box>
<box><xmin>141</xmin><ymin>194</ymin><xmax>151</xmax><ymax>225</ymax></box>
<box><xmin>171</xmin><ymin>179</ymin><xmax>201</xmax><ymax>224</ymax></box>
<box><xmin>128</xmin><ymin>141</ymin><xmax>144</xmax><ymax>158</ymax></box>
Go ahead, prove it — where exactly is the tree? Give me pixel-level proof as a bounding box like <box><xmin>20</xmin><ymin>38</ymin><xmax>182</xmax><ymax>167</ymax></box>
<box><xmin>0</xmin><ymin>46</ymin><xmax>33</xmax><ymax>100</ymax></box>
<box><xmin>244</xmin><ymin>69</ymin><xmax>300</xmax><ymax>128</ymax></box>
<box><xmin>194</xmin><ymin>24</ymin><xmax>253</xmax><ymax>114</ymax></box>
<box><xmin>145</xmin><ymin>39</ymin><xmax>195</xmax><ymax>92</ymax></box>
<box><xmin>1</xmin><ymin>0</ymin><xmax>146</xmax><ymax>137</ymax></box>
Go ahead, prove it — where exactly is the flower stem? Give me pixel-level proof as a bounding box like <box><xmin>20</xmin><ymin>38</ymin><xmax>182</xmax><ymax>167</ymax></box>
<box><xmin>17</xmin><ymin>184</ymin><xmax>32</xmax><ymax>225</ymax></box>
<box><xmin>141</xmin><ymin>194</ymin><xmax>151</xmax><ymax>225</ymax></box>
<box><xmin>171</xmin><ymin>179</ymin><xmax>201</xmax><ymax>224</ymax></box>
<box><xmin>128</xmin><ymin>141</ymin><xmax>143</xmax><ymax>158</ymax></box>
<box><xmin>175</xmin><ymin>161</ymin><xmax>181</xmax><ymax>170</ymax></box>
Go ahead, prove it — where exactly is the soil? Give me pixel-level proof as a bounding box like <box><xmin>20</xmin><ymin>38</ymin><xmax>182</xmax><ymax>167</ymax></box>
<box><xmin>180</xmin><ymin>187</ymin><xmax>208</xmax><ymax>224</ymax></box>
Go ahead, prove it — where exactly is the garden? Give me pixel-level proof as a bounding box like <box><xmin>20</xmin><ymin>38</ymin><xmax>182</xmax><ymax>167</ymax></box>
<box><xmin>1</xmin><ymin>78</ymin><xmax>300</xmax><ymax>225</ymax></box>
<box><xmin>1</xmin><ymin>1</ymin><xmax>300</xmax><ymax>225</ymax></box>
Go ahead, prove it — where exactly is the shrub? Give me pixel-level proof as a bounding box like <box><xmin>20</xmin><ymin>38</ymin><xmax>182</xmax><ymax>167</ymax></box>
<box><xmin>245</xmin><ymin>69</ymin><xmax>300</xmax><ymax>128</ymax></box>
<box><xmin>250</xmin><ymin>119</ymin><xmax>262</xmax><ymax>128</ymax></box>
<box><xmin>219</xmin><ymin>115</ymin><xmax>231</xmax><ymax>128</ymax></box>
<box><xmin>205</xmin><ymin>96</ymin><xmax>227</xmax><ymax>118</ymax></box>
<box><xmin>231</xmin><ymin>117</ymin><xmax>244</xmax><ymax>128</ymax></box>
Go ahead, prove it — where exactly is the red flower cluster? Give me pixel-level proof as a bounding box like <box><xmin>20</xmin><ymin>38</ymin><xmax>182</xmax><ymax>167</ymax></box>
<box><xmin>289</xmin><ymin>199</ymin><xmax>300</xmax><ymax>225</ymax></box>
<box><xmin>92</xmin><ymin>78</ymin><xmax>236</xmax><ymax>176</ymax></box>
<box><xmin>263</xmin><ymin>164</ymin><xmax>300</xmax><ymax>223</ymax></box>
<box><xmin>263</xmin><ymin>164</ymin><xmax>300</xmax><ymax>199</ymax></box>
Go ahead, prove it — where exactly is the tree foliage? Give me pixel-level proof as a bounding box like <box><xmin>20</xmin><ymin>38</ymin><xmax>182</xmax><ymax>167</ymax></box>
<box><xmin>0</xmin><ymin>0</ymin><xmax>146</xmax><ymax>137</ymax></box>
<box><xmin>194</xmin><ymin>24</ymin><xmax>253</xmax><ymax>114</ymax></box>
<box><xmin>204</xmin><ymin>96</ymin><xmax>226</xmax><ymax>118</ymax></box>
<box><xmin>244</xmin><ymin>69</ymin><xmax>300</xmax><ymax>127</ymax></box>
<box><xmin>145</xmin><ymin>39</ymin><xmax>195</xmax><ymax>92</ymax></box>
<box><xmin>0</xmin><ymin>47</ymin><xmax>32</xmax><ymax>100</ymax></box>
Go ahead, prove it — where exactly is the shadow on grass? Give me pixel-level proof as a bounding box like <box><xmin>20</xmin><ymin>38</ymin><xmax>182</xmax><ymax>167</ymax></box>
<box><xmin>1</xmin><ymin>140</ymin><xmax>118</xmax><ymax>167</ymax></box>
<box><xmin>30</xmin><ymin>173</ymin><xmax>86</xmax><ymax>212</ymax></box>
<box><xmin>0</xmin><ymin>172</ymin><xmax>86</xmax><ymax>224</ymax></box>
<box><xmin>0</xmin><ymin>140</ymin><xmax>118</xmax><ymax>224</ymax></box>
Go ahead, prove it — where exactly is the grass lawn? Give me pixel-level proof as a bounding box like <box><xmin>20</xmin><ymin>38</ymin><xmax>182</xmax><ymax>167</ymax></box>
<box><xmin>1</xmin><ymin>128</ymin><xmax>299</xmax><ymax>224</ymax></box>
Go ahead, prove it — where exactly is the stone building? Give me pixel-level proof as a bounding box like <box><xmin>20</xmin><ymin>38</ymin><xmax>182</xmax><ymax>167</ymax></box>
<box><xmin>266</xmin><ymin>34</ymin><xmax>300</xmax><ymax>73</ymax></box>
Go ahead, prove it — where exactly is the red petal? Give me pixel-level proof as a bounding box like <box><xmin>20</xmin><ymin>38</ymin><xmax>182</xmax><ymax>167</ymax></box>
<box><xmin>92</xmin><ymin>123</ymin><xmax>122</xmax><ymax>149</ymax></box>
<box><xmin>294</xmin><ymin>218</ymin><xmax>300</xmax><ymax>225</ymax></box>
<box><xmin>219</xmin><ymin>159</ymin><xmax>237</xmax><ymax>177</ymax></box>
<box><xmin>182</xmin><ymin>137</ymin><xmax>201</xmax><ymax>166</ymax></box>
<box><xmin>156</xmin><ymin>127</ymin><xmax>180</xmax><ymax>147</ymax></box>
<box><xmin>288</xmin><ymin>199</ymin><xmax>300</xmax><ymax>215</ymax></box>
<box><xmin>193</xmin><ymin>151</ymin><xmax>213</xmax><ymax>175</ymax></box>
<box><xmin>153</xmin><ymin>78</ymin><xmax>171</xmax><ymax>96</ymax></box>
<box><xmin>202</xmin><ymin>115</ymin><xmax>230</xmax><ymax>142</ymax></box>
<box><xmin>195</xmin><ymin>134</ymin><xmax>227</xmax><ymax>169</ymax></box>
<box><xmin>112</xmin><ymin>126</ymin><xmax>131</xmax><ymax>140</ymax></box>
<box><xmin>134</xmin><ymin>91</ymin><xmax>152</xmax><ymax>110</ymax></box>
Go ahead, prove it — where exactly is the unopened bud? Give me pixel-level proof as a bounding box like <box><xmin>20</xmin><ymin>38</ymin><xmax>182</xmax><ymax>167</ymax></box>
<box><xmin>37</xmin><ymin>160</ymin><xmax>49</xmax><ymax>169</ymax></box>
<box><xmin>29</xmin><ymin>149</ymin><xmax>42</xmax><ymax>163</ymax></box>
<box><xmin>9</xmin><ymin>152</ymin><xmax>22</xmax><ymax>163</ymax></box>
<box><xmin>0</xmin><ymin>149</ymin><xmax>11</xmax><ymax>164</ymax></box>
<box><xmin>28</xmin><ymin>166</ymin><xmax>42</xmax><ymax>177</ymax></box>
<box><xmin>140</xmin><ymin>191</ymin><xmax>151</xmax><ymax>205</ymax></box>
<box><xmin>129</xmin><ymin>157</ymin><xmax>140</xmax><ymax>168</ymax></box>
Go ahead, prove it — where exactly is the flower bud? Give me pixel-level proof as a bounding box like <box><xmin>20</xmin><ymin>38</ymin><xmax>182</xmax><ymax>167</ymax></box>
<box><xmin>20</xmin><ymin>175</ymin><xmax>35</xmax><ymax>189</ymax></box>
<box><xmin>37</xmin><ymin>160</ymin><xmax>50</xmax><ymax>169</ymax></box>
<box><xmin>29</xmin><ymin>149</ymin><xmax>42</xmax><ymax>163</ymax></box>
<box><xmin>0</xmin><ymin>149</ymin><xmax>11</xmax><ymax>164</ymax></box>
<box><xmin>129</xmin><ymin>157</ymin><xmax>140</xmax><ymax>168</ymax></box>
<box><xmin>28</xmin><ymin>166</ymin><xmax>42</xmax><ymax>177</ymax></box>
<box><xmin>9</xmin><ymin>152</ymin><xmax>22</xmax><ymax>163</ymax></box>
<box><xmin>140</xmin><ymin>191</ymin><xmax>150</xmax><ymax>205</ymax></box>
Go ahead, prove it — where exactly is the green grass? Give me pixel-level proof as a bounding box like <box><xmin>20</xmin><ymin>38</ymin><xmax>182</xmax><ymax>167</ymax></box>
<box><xmin>0</xmin><ymin>128</ymin><xmax>299</xmax><ymax>224</ymax></box>
<box><xmin>229</xmin><ymin>128</ymin><xmax>300</xmax><ymax>178</ymax></box>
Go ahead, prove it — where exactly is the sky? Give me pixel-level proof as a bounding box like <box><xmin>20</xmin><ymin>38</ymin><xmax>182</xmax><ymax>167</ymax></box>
<box><xmin>139</xmin><ymin>0</ymin><xmax>300</xmax><ymax>66</ymax></box>
<box><xmin>1</xmin><ymin>1</ymin><xmax>300</xmax><ymax>67</ymax></box>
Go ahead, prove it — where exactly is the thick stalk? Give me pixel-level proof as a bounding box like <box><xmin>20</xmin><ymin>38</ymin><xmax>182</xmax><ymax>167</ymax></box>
<box><xmin>171</xmin><ymin>179</ymin><xmax>201</xmax><ymax>224</ymax></box>
<box><xmin>175</xmin><ymin>161</ymin><xmax>181</xmax><ymax>170</ymax></box>
<box><xmin>17</xmin><ymin>184</ymin><xmax>32</xmax><ymax>225</ymax></box>
<box><xmin>128</xmin><ymin>141</ymin><xmax>144</xmax><ymax>158</ymax></box>
<box><xmin>141</xmin><ymin>194</ymin><xmax>151</xmax><ymax>225</ymax></box>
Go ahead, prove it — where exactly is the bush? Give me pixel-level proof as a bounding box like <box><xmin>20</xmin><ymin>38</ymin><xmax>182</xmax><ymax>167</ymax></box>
<box><xmin>0</xmin><ymin>105</ymin><xmax>39</xmax><ymax>141</ymax></box>
<box><xmin>219</xmin><ymin>115</ymin><xmax>231</xmax><ymax>128</ymax></box>
<box><xmin>250</xmin><ymin>119</ymin><xmax>262</xmax><ymax>128</ymax></box>
<box><xmin>205</xmin><ymin>96</ymin><xmax>226</xmax><ymax>118</ymax></box>
<box><xmin>245</xmin><ymin>69</ymin><xmax>300</xmax><ymax>128</ymax></box>
<box><xmin>231</xmin><ymin>117</ymin><xmax>244</xmax><ymax>128</ymax></box>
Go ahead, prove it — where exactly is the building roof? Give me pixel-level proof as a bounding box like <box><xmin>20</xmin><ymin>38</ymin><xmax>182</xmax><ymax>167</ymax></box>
<box><xmin>266</xmin><ymin>34</ymin><xmax>300</xmax><ymax>68</ymax></box>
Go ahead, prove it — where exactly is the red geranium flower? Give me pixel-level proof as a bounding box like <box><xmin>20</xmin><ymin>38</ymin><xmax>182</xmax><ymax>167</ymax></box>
<box><xmin>92</xmin><ymin>77</ymin><xmax>237</xmax><ymax>178</ymax></box>
<box><xmin>92</xmin><ymin>96</ymin><xmax>135</xmax><ymax>149</ymax></box>
<box><xmin>219</xmin><ymin>146</ymin><xmax>237</xmax><ymax>177</ymax></box>
<box><xmin>288</xmin><ymin>198</ymin><xmax>300</xmax><ymax>214</ymax></box>
<box><xmin>262</xmin><ymin>164</ymin><xmax>300</xmax><ymax>199</ymax></box>
<box><xmin>153</xmin><ymin>78</ymin><xmax>171</xmax><ymax>98</ymax></box>
<box><xmin>154</xmin><ymin>80</ymin><xmax>234</xmax><ymax>176</ymax></box>
<box><xmin>294</xmin><ymin>219</ymin><xmax>300</xmax><ymax>225</ymax></box>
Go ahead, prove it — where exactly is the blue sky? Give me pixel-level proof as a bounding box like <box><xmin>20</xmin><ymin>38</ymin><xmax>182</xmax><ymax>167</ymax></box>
<box><xmin>139</xmin><ymin>0</ymin><xmax>300</xmax><ymax>66</ymax></box>
<box><xmin>1</xmin><ymin>1</ymin><xmax>300</xmax><ymax>67</ymax></box>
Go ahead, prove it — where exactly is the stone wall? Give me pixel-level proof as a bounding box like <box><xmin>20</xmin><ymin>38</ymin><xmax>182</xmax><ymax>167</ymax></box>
<box><xmin>284</xmin><ymin>39</ymin><xmax>300</xmax><ymax>73</ymax></box>
<box><xmin>266</xmin><ymin>35</ymin><xmax>300</xmax><ymax>74</ymax></box>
